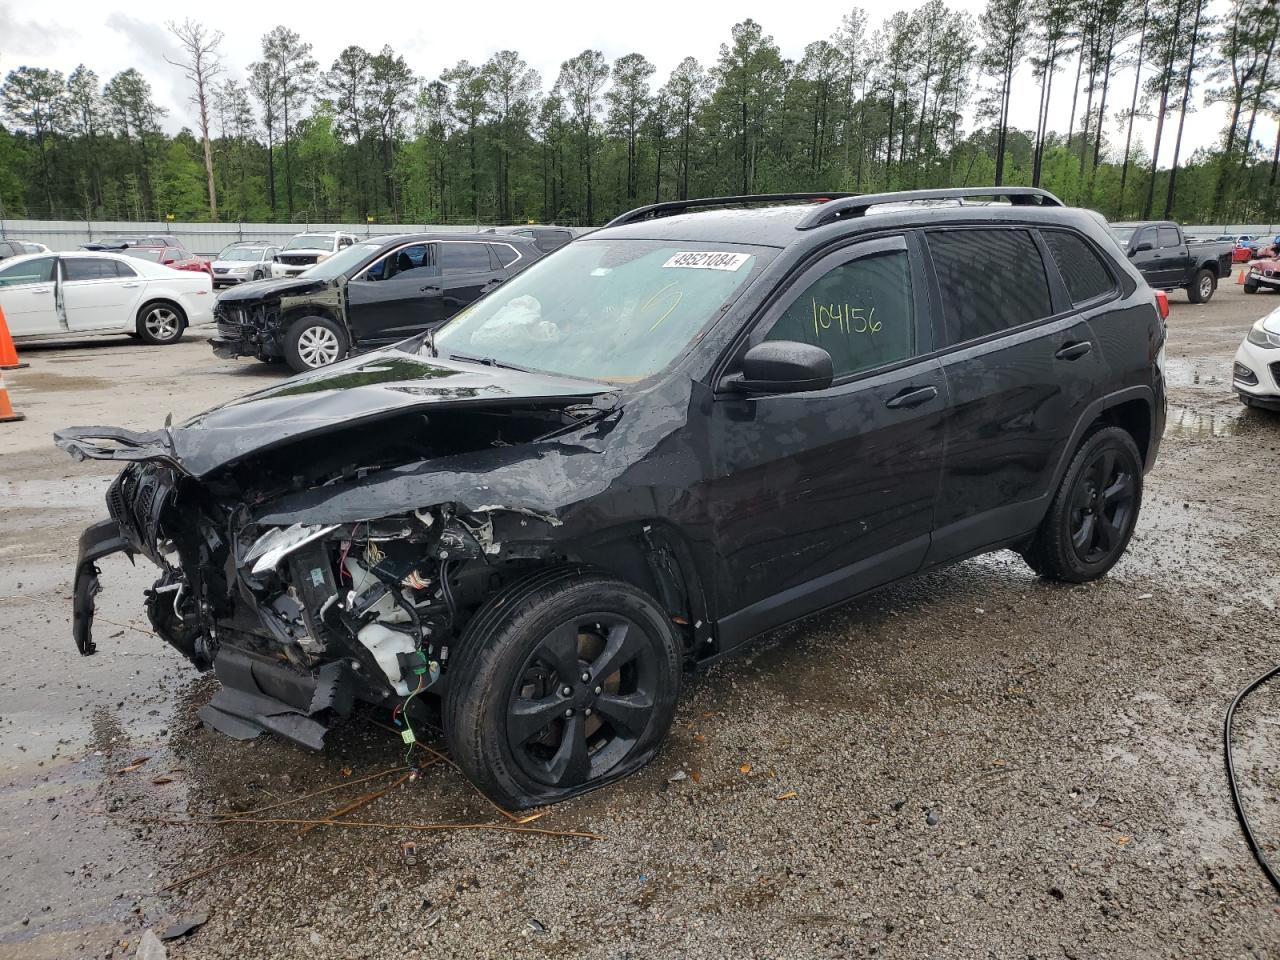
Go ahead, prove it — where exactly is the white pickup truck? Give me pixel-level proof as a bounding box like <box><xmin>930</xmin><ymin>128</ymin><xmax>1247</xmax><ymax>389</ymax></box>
<box><xmin>271</xmin><ymin>232</ymin><xmax>360</xmax><ymax>278</ymax></box>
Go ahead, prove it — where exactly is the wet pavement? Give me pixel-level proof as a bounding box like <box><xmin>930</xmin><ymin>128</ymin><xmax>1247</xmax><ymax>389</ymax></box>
<box><xmin>2</xmin><ymin>284</ymin><xmax>1280</xmax><ymax>958</ymax></box>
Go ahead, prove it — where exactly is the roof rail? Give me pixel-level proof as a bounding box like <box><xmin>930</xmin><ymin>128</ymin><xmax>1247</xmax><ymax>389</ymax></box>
<box><xmin>604</xmin><ymin>193</ymin><xmax>856</xmax><ymax>229</ymax></box>
<box><xmin>794</xmin><ymin>187</ymin><xmax>1065</xmax><ymax>230</ymax></box>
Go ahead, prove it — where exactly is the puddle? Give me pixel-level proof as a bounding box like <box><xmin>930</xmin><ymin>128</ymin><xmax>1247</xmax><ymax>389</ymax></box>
<box><xmin>1163</xmin><ymin>404</ymin><xmax>1242</xmax><ymax>438</ymax></box>
<box><xmin>1163</xmin><ymin>356</ymin><xmax>1227</xmax><ymax>388</ymax></box>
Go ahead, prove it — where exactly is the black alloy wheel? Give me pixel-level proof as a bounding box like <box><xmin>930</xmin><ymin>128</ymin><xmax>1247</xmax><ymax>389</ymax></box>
<box><xmin>445</xmin><ymin>568</ymin><xmax>682</xmax><ymax>809</ymax></box>
<box><xmin>1068</xmin><ymin>447</ymin><xmax>1137</xmax><ymax>565</ymax></box>
<box><xmin>1022</xmin><ymin>425</ymin><xmax>1143</xmax><ymax>583</ymax></box>
<box><xmin>507</xmin><ymin>614</ymin><xmax>658</xmax><ymax>789</ymax></box>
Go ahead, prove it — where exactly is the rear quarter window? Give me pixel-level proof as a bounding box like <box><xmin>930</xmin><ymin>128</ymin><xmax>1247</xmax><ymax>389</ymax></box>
<box><xmin>926</xmin><ymin>229</ymin><xmax>1054</xmax><ymax>346</ymax></box>
<box><xmin>1042</xmin><ymin>230</ymin><xmax>1115</xmax><ymax>304</ymax></box>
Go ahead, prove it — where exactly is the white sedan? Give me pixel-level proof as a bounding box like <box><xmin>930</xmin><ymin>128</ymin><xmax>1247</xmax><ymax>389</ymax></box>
<box><xmin>0</xmin><ymin>251</ymin><xmax>214</xmax><ymax>346</ymax></box>
<box><xmin>1234</xmin><ymin>305</ymin><xmax>1280</xmax><ymax>411</ymax></box>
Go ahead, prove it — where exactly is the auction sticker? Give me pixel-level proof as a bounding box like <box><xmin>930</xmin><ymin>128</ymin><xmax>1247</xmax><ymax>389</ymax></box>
<box><xmin>662</xmin><ymin>251</ymin><xmax>751</xmax><ymax>271</ymax></box>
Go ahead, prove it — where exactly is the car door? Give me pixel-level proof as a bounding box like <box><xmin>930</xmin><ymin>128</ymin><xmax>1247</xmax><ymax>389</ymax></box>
<box><xmin>62</xmin><ymin>257</ymin><xmax>145</xmax><ymax>331</ymax></box>
<box><xmin>1156</xmin><ymin>225</ymin><xmax>1189</xmax><ymax>284</ymax></box>
<box><xmin>707</xmin><ymin>234</ymin><xmax>947</xmax><ymax>648</ymax></box>
<box><xmin>345</xmin><ymin>242</ymin><xmax>438</xmax><ymax>346</ymax></box>
<box><xmin>436</xmin><ymin>241</ymin><xmax>503</xmax><ymax>320</ymax></box>
<box><xmin>0</xmin><ymin>256</ymin><xmax>61</xmax><ymax>336</ymax></box>
<box><xmin>922</xmin><ymin>226</ymin><xmax>1106</xmax><ymax>565</ymax></box>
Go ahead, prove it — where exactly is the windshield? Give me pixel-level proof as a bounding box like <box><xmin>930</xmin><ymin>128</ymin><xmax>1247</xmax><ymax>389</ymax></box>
<box><xmin>1110</xmin><ymin>227</ymin><xmax>1136</xmax><ymax>245</ymax></box>
<box><xmin>301</xmin><ymin>241</ymin><xmax>382</xmax><ymax>280</ymax></box>
<box><xmin>124</xmin><ymin>248</ymin><xmax>163</xmax><ymax>262</ymax></box>
<box><xmin>286</xmin><ymin>234</ymin><xmax>333</xmax><ymax>251</ymax></box>
<box><xmin>219</xmin><ymin>246</ymin><xmax>265</xmax><ymax>261</ymax></box>
<box><xmin>428</xmin><ymin>239</ymin><xmax>772</xmax><ymax>382</ymax></box>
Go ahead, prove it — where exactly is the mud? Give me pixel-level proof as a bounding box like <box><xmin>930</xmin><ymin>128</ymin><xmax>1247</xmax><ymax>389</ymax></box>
<box><xmin>2</xmin><ymin>288</ymin><xmax>1280</xmax><ymax>959</ymax></box>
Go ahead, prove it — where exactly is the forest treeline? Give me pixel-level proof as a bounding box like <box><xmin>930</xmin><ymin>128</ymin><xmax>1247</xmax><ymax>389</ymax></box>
<box><xmin>1</xmin><ymin>0</ymin><xmax>1278</xmax><ymax>227</ymax></box>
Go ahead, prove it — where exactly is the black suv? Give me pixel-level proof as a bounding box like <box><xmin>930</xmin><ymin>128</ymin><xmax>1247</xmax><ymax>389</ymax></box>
<box><xmin>210</xmin><ymin>232</ymin><xmax>542</xmax><ymax>372</ymax></box>
<box><xmin>59</xmin><ymin>188</ymin><xmax>1165</xmax><ymax>809</ymax></box>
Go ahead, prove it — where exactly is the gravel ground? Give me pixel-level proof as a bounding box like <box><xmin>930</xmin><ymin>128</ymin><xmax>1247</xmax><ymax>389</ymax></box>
<box><xmin>2</xmin><ymin>278</ymin><xmax>1280</xmax><ymax>959</ymax></box>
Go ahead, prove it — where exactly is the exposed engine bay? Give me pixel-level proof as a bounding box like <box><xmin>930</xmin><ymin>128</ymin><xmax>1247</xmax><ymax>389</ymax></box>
<box><xmin>60</xmin><ymin>378</ymin><xmax>625</xmax><ymax>749</ymax></box>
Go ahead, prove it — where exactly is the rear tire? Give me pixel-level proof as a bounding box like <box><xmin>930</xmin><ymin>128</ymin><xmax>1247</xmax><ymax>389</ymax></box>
<box><xmin>284</xmin><ymin>316</ymin><xmax>347</xmax><ymax>373</ymax></box>
<box><xmin>135</xmin><ymin>301</ymin><xmax>186</xmax><ymax>345</ymax></box>
<box><xmin>445</xmin><ymin>568</ymin><xmax>682</xmax><ymax>809</ymax></box>
<box><xmin>1022</xmin><ymin>426</ymin><xmax>1143</xmax><ymax>583</ymax></box>
<box><xmin>1187</xmin><ymin>268</ymin><xmax>1216</xmax><ymax>303</ymax></box>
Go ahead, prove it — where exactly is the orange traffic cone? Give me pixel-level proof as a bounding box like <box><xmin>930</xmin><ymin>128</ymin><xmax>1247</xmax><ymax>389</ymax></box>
<box><xmin>0</xmin><ymin>369</ymin><xmax>23</xmax><ymax>422</ymax></box>
<box><xmin>0</xmin><ymin>304</ymin><xmax>27</xmax><ymax>370</ymax></box>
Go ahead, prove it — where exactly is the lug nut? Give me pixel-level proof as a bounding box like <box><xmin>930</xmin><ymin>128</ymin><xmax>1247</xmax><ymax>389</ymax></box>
<box><xmin>564</xmin><ymin>708</ymin><xmax>574</xmax><ymax>718</ymax></box>
<box><xmin>593</xmin><ymin>685</ymin><xmax>602</xmax><ymax>694</ymax></box>
<box><xmin>584</xmin><ymin>708</ymin><xmax>592</xmax><ymax>717</ymax></box>
<box><xmin>561</xmin><ymin>686</ymin><xmax>572</xmax><ymax>697</ymax></box>
<box><xmin>581</xmin><ymin>672</ymin><xmax>590</xmax><ymax>682</ymax></box>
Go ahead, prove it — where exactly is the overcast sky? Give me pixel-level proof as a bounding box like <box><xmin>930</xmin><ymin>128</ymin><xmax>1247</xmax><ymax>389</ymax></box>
<box><xmin>0</xmin><ymin>0</ymin><xmax>1260</xmax><ymax>171</ymax></box>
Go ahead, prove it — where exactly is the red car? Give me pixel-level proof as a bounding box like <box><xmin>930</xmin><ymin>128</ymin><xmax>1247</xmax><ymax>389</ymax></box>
<box><xmin>123</xmin><ymin>245</ymin><xmax>214</xmax><ymax>279</ymax></box>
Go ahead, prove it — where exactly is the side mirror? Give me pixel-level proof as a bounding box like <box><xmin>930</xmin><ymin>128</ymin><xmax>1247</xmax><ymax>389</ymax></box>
<box><xmin>728</xmin><ymin>341</ymin><xmax>833</xmax><ymax>394</ymax></box>
<box><xmin>1133</xmin><ymin>241</ymin><xmax>1154</xmax><ymax>254</ymax></box>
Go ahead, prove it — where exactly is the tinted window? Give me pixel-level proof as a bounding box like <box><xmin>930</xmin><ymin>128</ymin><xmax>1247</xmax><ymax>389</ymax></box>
<box><xmin>1043</xmin><ymin>231</ymin><xmax>1114</xmax><ymax>304</ymax></box>
<box><xmin>491</xmin><ymin>243</ymin><xmax>520</xmax><ymax>267</ymax></box>
<box><xmin>928</xmin><ymin>229</ymin><xmax>1053</xmax><ymax>346</ymax></box>
<box><xmin>765</xmin><ymin>249</ymin><xmax>915</xmax><ymax>379</ymax></box>
<box><xmin>1157</xmin><ymin>226</ymin><xmax>1181</xmax><ymax>248</ymax></box>
<box><xmin>369</xmin><ymin>243</ymin><xmax>431</xmax><ymax>281</ymax></box>
<box><xmin>0</xmin><ymin>256</ymin><xmax>56</xmax><ymax>286</ymax></box>
<box><xmin>114</xmin><ymin>259</ymin><xmax>136</xmax><ymax>278</ymax></box>
<box><xmin>439</xmin><ymin>242</ymin><xmax>493</xmax><ymax>274</ymax></box>
<box><xmin>64</xmin><ymin>257</ymin><xmax>119</xmax><ymax>280</ymax></box>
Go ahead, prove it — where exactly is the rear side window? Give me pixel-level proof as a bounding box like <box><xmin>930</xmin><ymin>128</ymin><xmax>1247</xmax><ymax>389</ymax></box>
<box><xmin>490</xmin><ymin>243</ymin><xmax>521</xmax><ymax>267</ymax></box>
<box><xmin>114</xmin><ymin>260</ymin><xmax>137</xmax><ymax>278</ymax></box>
<box><xmin>64</xmin><ymin>257</ymin><xmax>118</xmax><ymax>280</ymax></box>
<box><xmin>765</xmin><ymin>249</ymin><xmax>915</xmax><ymax>379</ymax></box>
<box><xmin>439</xmin><ymin>242</ymin><xmax>493</xmax><ymax>274</ymax></box>
<box><xmin>1043</xmin><ymin>231</ymin><xmax>1114</xmax><ymax>304</ymax></box>
<box><xmin>1157</xmin><ymin>226</ymin><xmax>1180</xmax><ymax>248</ymax></box>
<box><xmin>927</xmin><ymin>229</ymin><xmax>1053</xmax><ymax>346</ymax></box>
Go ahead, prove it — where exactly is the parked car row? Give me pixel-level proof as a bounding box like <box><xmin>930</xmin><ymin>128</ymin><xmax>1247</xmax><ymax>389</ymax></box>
<box><xmin>0</xmin><ymin>239</ymin><xmax>51</xmax><ymax>260</ymax></box>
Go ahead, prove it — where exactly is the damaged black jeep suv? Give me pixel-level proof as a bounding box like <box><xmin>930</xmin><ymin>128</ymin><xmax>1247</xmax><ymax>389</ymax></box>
<box><xmin>58</xmin><ymin>188</ymin><xmax>1166</xmax><ymax>809</ymax></box>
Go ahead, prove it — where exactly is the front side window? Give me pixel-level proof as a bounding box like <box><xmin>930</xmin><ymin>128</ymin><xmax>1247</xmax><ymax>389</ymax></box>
<box><xmin>1157</xmin><ymin>226</ymin><xmax>1181</xmax><ymax>248</ymax></box>
<box><xmin>927</xmin><ymin>229</ymin><xmax>1054</xmax><ymax>346</ymax></box>
<box><xmin>63</xmin><ymin>257</ymin><xmax>118</xmax><ymax>281</ymax></box>
<box><xmin>0</xmin><ymin>256</ymin><xmax>56</xmax><ymax>286</ymax></box>
<box><xmin>430</xmin><ymin>239</ymin><xmax>772</xmax><ymax>383</ymax></box>
<box><xmin>764</xmin><ymin>249</ymin><xmax>916</xmax><ymax>379</ymax></box>
<box><xmin>1043</xmin><ymin>230</ymin><xmax>1114</xmax><ymax>305</ymax></box>
<box><xmin>365</xmin><ymin>243</ymin><xmax>432</xmax><ymax>281</ymax></box>
<box><xmin>439</xmin><ymin>242</ymin><xmax>493</xmax><ymax>274</ymax></box>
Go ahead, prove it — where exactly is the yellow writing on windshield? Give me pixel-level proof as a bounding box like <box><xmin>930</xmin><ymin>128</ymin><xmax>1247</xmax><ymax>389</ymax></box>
<box><xmin>812</xmin><ymin>299</ymin><xmax>881</xmax><ymax>337</ymax></box>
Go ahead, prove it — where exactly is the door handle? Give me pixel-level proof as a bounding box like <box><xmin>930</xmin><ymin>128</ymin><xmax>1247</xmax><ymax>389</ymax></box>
<box><xmin>121</xmin><ymin>282</ymin><xmax>140</xmax><ymax>288</ymax></box>
<box><xmin>1055</xmin><ymin>341</ymin><xmax>1093</xmax><ymax>361</ymax></box>
<box><xmin>885</xmin><ymin>385</ymin><xmax>938</xmax><ymax>409</ymax></box>
<box><xmin>420</xmin><ymin>285</ymin><xmax>441</xmax><ymax>294</ymax></box>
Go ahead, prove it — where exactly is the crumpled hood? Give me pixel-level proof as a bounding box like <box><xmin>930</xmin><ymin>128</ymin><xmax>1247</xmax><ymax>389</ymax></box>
<box><xmin>216</xmin><ymin>276</ymin><xmax>332</xmax><ymax>302</ymax></box>
<box><xmin>55</xmin><ymin>349</ymin><xmax>612</xmax><ymax>478</ymax></box>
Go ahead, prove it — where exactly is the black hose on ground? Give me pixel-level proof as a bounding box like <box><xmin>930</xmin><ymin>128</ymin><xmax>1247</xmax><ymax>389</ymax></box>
<box><xmin>1224</xmin><ymin>663</ymin><xmax>1280</xmax><ymax>895</ymax></box>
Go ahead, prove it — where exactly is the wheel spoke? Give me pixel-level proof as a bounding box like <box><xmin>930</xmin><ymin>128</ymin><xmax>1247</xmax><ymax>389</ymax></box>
<box><xmin>508</xmin><ymin>694</ymin><xmax>565</xmax><ymax>745</ymax></box>
<box><xmin>1095</xmin><ymin>513</ymin><xmax>1121</xmax><ymax>552</ymax></box>
<box><xmin>1096</xmin><ymin>450</ymin><xmax>1116</xmax><ymax>488</ymax></box>
<box><xmin>588</xmin><ymin>621</ymin><xmax>643</xmax><ymax>682</ymax></box>
<box><xmin>594</xmin><ymin>691</ymin><xmax>653</xmax><ymax>739</ymax></box>
<box><xmin>546</xmin><ymin>713</ymin><xmax>590</xmax><ymax>786</ymax></box>
<box><xmin>1072</xmin><ymin>513</ymin><xmax>1095</xmax><ymax>552</ymax></box>
<box><xmin>1103</xmin><ymin>472</ymin><xmax>1133</xmax><ymax>506</ymax></box>
<box><xmin>536</xmin><ymin>621</ymin><xmax>582</xmax><ymax>684</ymax></box>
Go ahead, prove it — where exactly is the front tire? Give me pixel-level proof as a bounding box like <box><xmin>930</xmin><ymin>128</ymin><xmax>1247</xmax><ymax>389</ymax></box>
<box><xmin>284</xmin><ymin>316</ymin><xmax>347</xmax><ymax>372</ymax></box>
<box><xmin>1244</xmin><ymin>281</ymin><xmax>1259</xmax><ymax>294</ymax></box>
<box><xmin>1187</xmin><ymin>268</ymin><xmax>1216</xmax><ymax>303</ymax></box>
<box><xmin>136</xmin><ymin>302</ymin><xmax>186</xmax><ymax>345</ymax></box>
<box><xmin>1022</xmin><ymin>426</ymin><xmax>1143</xmax><ymax>583</ymax></box>
<box><xmin>445</xmin><ymin>569</ymin><xmax>682</xmax><ymax>809</ymax></box>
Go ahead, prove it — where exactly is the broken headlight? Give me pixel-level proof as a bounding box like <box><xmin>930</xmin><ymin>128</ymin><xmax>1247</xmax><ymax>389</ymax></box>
<box><xmin>244</xmin><ymin>522</ymin><xmax>340</xmax><ymax>575</ymax></box>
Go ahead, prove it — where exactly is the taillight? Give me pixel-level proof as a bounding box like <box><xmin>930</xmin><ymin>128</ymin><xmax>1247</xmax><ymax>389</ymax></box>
<box><xmin>1154</xmin><ymin>289</ymin><xmax>1170</xmax><ymax>320</ymax></box>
